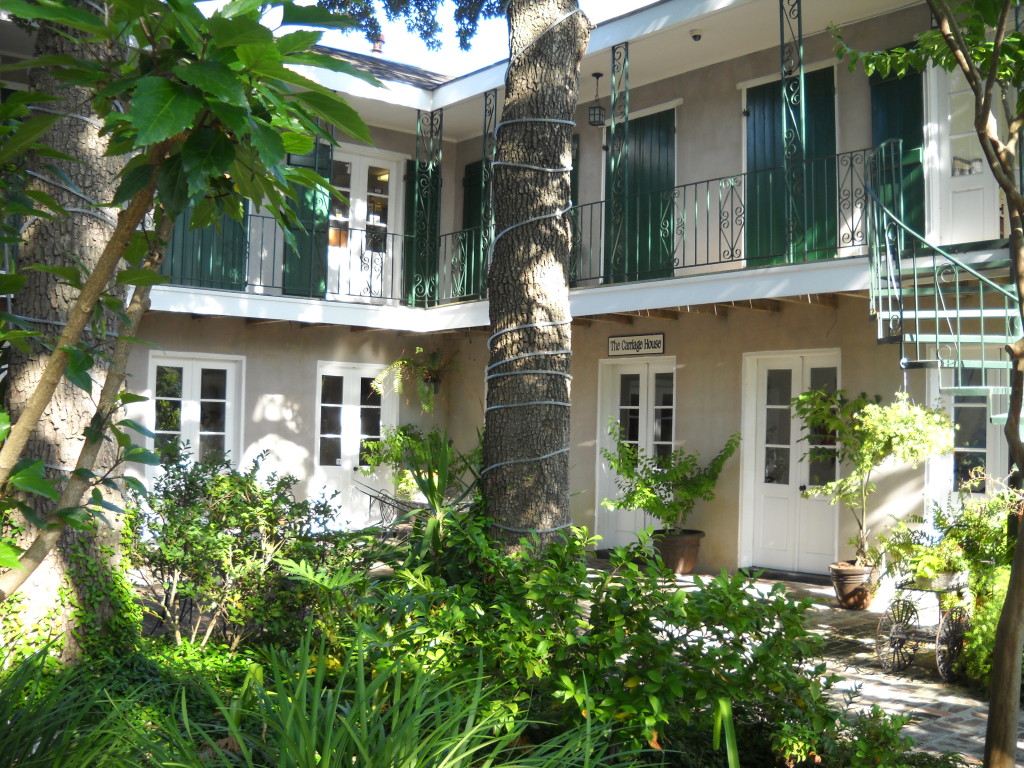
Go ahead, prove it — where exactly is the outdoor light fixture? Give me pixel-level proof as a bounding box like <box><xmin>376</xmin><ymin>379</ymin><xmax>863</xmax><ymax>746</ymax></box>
<box><xmin>588</xmin><ymin>72</ymin><xmax>606</xmax><ymax>127</ymax></box>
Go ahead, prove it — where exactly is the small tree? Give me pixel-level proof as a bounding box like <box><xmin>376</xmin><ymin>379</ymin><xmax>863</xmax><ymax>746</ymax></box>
<box><xmin>792</xmin><ymin>390</ymin><xmax>954</xmax><ymax>565</ymax></box>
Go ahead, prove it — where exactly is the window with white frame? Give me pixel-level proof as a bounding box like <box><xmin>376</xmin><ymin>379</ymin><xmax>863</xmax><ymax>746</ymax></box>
<box><xmin>151</xmin><ymin>355</ymin><xmax>242</xmax><ymax>463</ymax></box>
<box><xmin>316</xmin><ymin>364</ymin><xmax>386</xmax><ymax>470</ymax></box>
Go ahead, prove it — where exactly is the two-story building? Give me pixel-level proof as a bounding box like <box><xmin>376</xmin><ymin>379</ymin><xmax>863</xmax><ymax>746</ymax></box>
<box><xmin>8</xmin><ymin>0</ymin><xmax>1016</xmax><ymax>575</ymax></box>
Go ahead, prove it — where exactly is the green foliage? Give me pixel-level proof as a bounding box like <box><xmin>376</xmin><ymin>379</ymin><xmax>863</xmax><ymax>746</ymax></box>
<box><xmin>601</xmin><ymin>427</ymin><xmax>740</xmax><ymax>533</ymax></box>
<box><xmin>371</xmin><ymin>347</ymin><xmax>456</xmax><ymax>413</ymax></box>
<box><xmin>961</xmin><ymin>566</ymin><xmax>1018</xmax><ymax>689</ymax></box>
<box><xmin>361</xmin><ymin>424</ymin><xmax>480</xmax><ymax>501</ymax></box>
<box><xmin>126</xmin><ymin>445</ymin><xmax>339</xmax><ymax>650</ymax></box>
<box><xmin>792</xmin><ymin>390</ymin><xmax>954</xmax><ymax>563</ymax></box>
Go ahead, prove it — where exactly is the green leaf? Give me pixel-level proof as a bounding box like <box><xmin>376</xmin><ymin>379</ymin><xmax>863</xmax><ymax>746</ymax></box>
<box><xmin>236</xmin><ymin>41</ymin><xmax>282</xmax><ymax>72</ymax></box>
<box><xmin>156</xmin><ymin>152</ymin><xmax>190</xmax><ymax>220</ymax></box>
<box><xmin>172</xmin><ymin>60</ymin><xmax>247</xmax><ymax>108</ymax></box>
<box><xmin>0</xmin><ymin>113</ymin><xmax>59</xmax><ymax>166</ymax></box>
<box><xmin>275</xmin><ymin>30</ymin><xmax>323</xmax><ymax>56</ymax></box>
<box><xmin>279</xmin><ymin>4</ymin><xmax>359</xmax><ymax>30</ymax></box>
<box><xmin>122</xmin><ymin>232</ymin><xmax>150</xmax><ymax>268</ymax></box>
<box><xmin>124</xmin><ymin>446</ymin><xmax>162</xmax><ymax>466</ymax></box>
<box><xmin>0</xmin><ymin>0</ymin><xmax>108</xmax><ymax>34</ymax></box>
<box><xmin>116</xmin><ymin>268</ymin><xmax>170</xmax><ymax>287</ymax></box>
<box><xmin>60</xmin><ymin>345</ymin><xmax>94</xmax><ymax>394</ymax></box>
<box><xmin>248</xmin><ymin>118</ymin><xmax>286</xmax><ymax>169</ymax></box>
<box><xmin>117</xmin><ymin>392</ymin><xmax>149</xmax><ymax>406</ymax></box>
<box><xmin>28</xmin><ymin>264</ymin><xmax>82</xmax><ymax>288</ymax></box>
<box><xmin>181</xmin><ymin>127</ymin><xmax>236</xmax><ymax>197</ymax></box>
<box><xmin>10</xmin><ymin>459</ymin><xmax>60</xmax><ymax>501</ymax></box>
<box><xmin>206</xmin><ymin>15</ymin><xmax>274</xmax><ymax>48</ymax></box>
<box><xmin>0</xmin><ymin>273</ymin><xmax>27</xmax><ymax>295</ymax></box>
<box><xmin>123</xmin><ymin>476</ymin><xmax>147</xmax><ymax>496</ymax></box>
<box><xmin>117</xmin><ymin>418</ymin><xmax>155</xmax><ymax>439</ymax></box>
<box><xmin>0</xmin><ymin>410</ymin><xmax>10</xmax><ymax>443</ymax></box>
<box><xmin>23</xmin><ymin>189</ymin><xmax>67</xmax><ymax>217</ymax></box>
<box><xmin>280</xmin><ymin>132</ymin><xmax>314</xmax><ymax>155</ymax></box>
<box><xmin>285</xmin><ymin>51</ymin><xmax>381</xmax><ymax>86</ymax></box>
<box><xmin>294</xmin><ymin>91</ymin><xmax>371</xmax><ymax>144</ymax></box>
<box><xmin>0</xmin><ymin>540</ymin><xmax>23</xmax><ymax>570</ymax></box>
<box><xmin>217</xmin><ymin>0</ymin><xmax>264</xmax><ymax>20</ymax></box>
<box><xmin>130</xmin><ymin>77</ymin><xmax>203</xmax><ymax>146</ymax></box>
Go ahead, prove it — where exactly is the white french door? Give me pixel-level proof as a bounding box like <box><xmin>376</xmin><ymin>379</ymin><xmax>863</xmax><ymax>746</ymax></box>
<box><xmin>596</xmin><ymin>359</ymin><xmax>675</xmax><ymax>548</ymax></box>
<box><xmin>313</xmin><ymin>362</ymin><xmax>396</xmax><ymax>529</ymax></box>
<box><xmin>746</xmin><ymin>352</ymin><xmax>838</xmax><ymax>574</ymax></box>
<box><xmin>327</xmin><ymin>149</ymin><xmax>404</xmax><ymax>299</ymax></box>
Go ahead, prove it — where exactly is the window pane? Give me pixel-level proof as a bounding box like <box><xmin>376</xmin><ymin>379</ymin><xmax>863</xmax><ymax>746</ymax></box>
<box><xmin>653</xmin><ymin>408</ymin><xmax>673</xmax><ymax>442</ymax></box>
<box><xmin>200</xmin><ymin>401</ymin><xmax>225</xmax><ymax>432</ymax></box>
<box><xmin>955</xmin><ymin>451</ymin><xmax>986</xmax><ymax>492</ymax></box>
<box><xmin>156</xmin><ymin>400</ymin><xmax>181</xmax><ymax>432</ymax></box>
<box><xmin>200</xmin><ymin>434</ymin><xmax>225</xmax><ymax>461</ymax></box>
<box><xmin>156</xmin><ymin>366</ymin><xmax>183</xmax><ymax>398</ymax></box>
<box><xmin>322</xmin><ymin>375</ymin><xmax>343</xmax><ymax>405</ymax></box>
<box><xmin>809</xmin><ymin>449</ymin><xmax>837</xmax><ymax>486</ymax></box>
<box><xmin>765</xmin><ymin>369</ymin><xmax>792</xmax><ymax>406</ymax></box>
<box><xmin>620</xmin><ymin>410</ymin><xmax>640</xmax><ymax>443</ymax></box>
<box><xmin>764</xmin><ymin>447</ymin><xmax>789</xmax><ymax>484</ymax></box>
<box><xmin>954</xmin><ymin>407</ymin><xmax>987</xmax><ymax>449</ymax></box>
<box><xmin>808</xmin><ymin>367</ymin><xmax>836</xmax><ymax>394</ymax></box>
<box><xmin>360</xmin><ymin>407</ymin><xmax>381</xmax><ymax>438</ymax></box>
<box><xmin>320</xmin><ymin>405</ymin><xmax>341</xmax><ymax>435</ymax></box>
<box><xmin>654</xmin><ymin>372</ymin><xmax>673</xmax><ymax>406</ymax></box>
<box><xmin>765</xmin><ymin>407</ymin><xmax>791</xmax><ymax>445</ymax></box>
<box><xmin>619</xmin><ymin>374</ymin><xmax>640</xmax><ymax>407</ymax></box>
<box><xmin>320</xmin><ymin>437</ymin><xmax>341</xmax><ymax>466</ymax></box>
<box><xmin>200</xmin><ymin>368</ymin><xmax>227</xmax><ymax>399</ymax></box>
<box><xmin>360</xmin><ymin>377</ymin><xmax>381</xmax><ymax>406</ymax></box>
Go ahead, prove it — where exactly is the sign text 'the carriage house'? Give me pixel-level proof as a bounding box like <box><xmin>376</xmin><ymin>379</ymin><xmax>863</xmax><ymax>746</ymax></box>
<box><xmin>608</xmin><ymin>333</ymin><xmax>665</xmax><ymax>357</ymax></box>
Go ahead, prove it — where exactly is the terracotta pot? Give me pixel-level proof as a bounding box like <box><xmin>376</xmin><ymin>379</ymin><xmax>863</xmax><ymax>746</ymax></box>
<box><xmin>829</xmin><ymin>560</ymin><xmax>876</xmax><ymax>610</ymax></box>
<box><xmin>654</xmin><ymin>529</ymin><xmax>705</xmax><ymax>575</ymax></box>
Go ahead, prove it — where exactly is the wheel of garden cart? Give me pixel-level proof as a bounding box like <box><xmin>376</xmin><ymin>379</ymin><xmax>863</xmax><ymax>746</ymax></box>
<box><xmin>935</xmin><ymin>606</ymin><xmax>970</xmax><ymax>682</ymax></box>
<box><xmin>875</xmin><ymin>598</ymin><xmax>920</xmax><ymax>673</ymax></box>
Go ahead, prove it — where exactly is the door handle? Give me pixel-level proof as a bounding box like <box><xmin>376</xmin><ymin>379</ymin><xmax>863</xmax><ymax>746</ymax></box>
<box><xmin>799</xmin><ymin>484</ymin><xmax>807</xmax><ymax>492</ymax></box>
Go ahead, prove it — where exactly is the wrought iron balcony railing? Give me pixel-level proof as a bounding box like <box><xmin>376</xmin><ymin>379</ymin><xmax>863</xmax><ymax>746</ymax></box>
<box><xmin>163</xmin><ymin>144</ymin><xmax>897</xmax><ymax>307</ymax></box>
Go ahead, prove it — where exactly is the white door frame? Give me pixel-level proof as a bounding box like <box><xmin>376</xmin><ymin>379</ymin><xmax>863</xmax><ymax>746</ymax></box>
<box><xmin>739</xmin><ymin>348</ymin><xmax>840</xmax><ymax>572</ymax></box>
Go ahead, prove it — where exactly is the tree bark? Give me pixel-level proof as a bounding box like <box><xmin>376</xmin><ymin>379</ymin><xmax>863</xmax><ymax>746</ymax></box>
<box><xmin>1</xmin><ymin>18</ymin><xmax>129</xmax><ymax>659</ymax></box>
<box><xmin>482</xmin><ymin>0</ymin><xmax>588</xmax><ymax>551</ymax></box>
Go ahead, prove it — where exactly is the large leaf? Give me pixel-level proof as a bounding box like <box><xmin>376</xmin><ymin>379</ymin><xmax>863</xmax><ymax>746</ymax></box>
<box><xmin>9</xmin><ymin>459</ymin><xmax>60</xmax><ymax>501</ymax></box>
<box><xmin>0</xmin><ymin>0</ymin><xmax>108</xmax><ymax>35</ymax></box>
<box><xmin>113</xmin><ymin>158</ymin><xmax>157</xmax><ymax>206</ymax></box>
<box><xmin>0</xmin><ymin>273</ymin><xmax>27</xmax><ymax>295</ymax></box>
<box><xmin>0</xmin><ymin>541</ymin><xmax>23</xmax><ymax>570</ymax></box>
<box><xmin>236</xmin><ymin>41</ymin><xmax>283</xmax><ymax>72</ymax></box>
<box><xmin>156</xmin><ymin>152</ymin><xmax>191</xmax><ymax>220</ymax></box>
<box><xmin>129</xmin><ymin>77</ymin><xmax>203</xmax><ymax>146</ymax></box>
<box><xmin>173</xmin><ymin>61</ymin><xmax>248</xmax><ymax>108</ymax></box>
<box><xmin>181</xmin><ymin>127</ymin><xmax>236</xmax><ymax>197</ymax></box>
<box><xmin>279</xmin><ymin>3</ymin><xmax>359</xmax><ymax>30</ymax></box>
<box><xmin>249</xmin><ymin>118</ymin><xmax>286</xmax><ymax>169</ymax></box>
<box><xmin>0</xmin><ymin>113</ymin><xmax>59</xmax><ymax>166</ymax></box>
<box><xmin>206</xmin><ymin>15</ymin><xmax>274</xmax><ymax>48</ymax></box>
<box><xmin>294</xmin><ymin>90</ymin><xmax>371</xmax><ymax>144</ymax></box>
<box><xmin>0</xmin><ymin>410</ymin><xmax>10</xmax><ymax>443</ymax></box>
<box><xmin>286</xmin><ymin>51</ymin><xmax>381</xmax><ymax>86</ymax></box>
<box><xmin>116</xmin><ymin>268</ymin><xmax>170</xmax><ymax>287</ymax></box>
<box><xmin>275</xmin><ymin>30</ymin><xmax>323</xmax><ymax>56</ymax></box>
<box><xmin>60</xmin><ymin>345</ymin><xmax>94</xmax><ymax>394</ymax></box>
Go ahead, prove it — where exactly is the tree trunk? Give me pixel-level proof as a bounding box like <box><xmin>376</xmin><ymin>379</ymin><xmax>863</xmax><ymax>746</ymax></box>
<box><xmin>986</xmin><ymin>213</ymin><xmax>1024</xmax><ymax>768</ymax></box>
<box><xmin>482</xmin><ymin>0</ymin><xmax>589</xmax><ymax>551</ymax></box>
<box><xmin>1</xmin><ymin>19</ymin><xmax>129</xmax><ymax>660</ymax></box>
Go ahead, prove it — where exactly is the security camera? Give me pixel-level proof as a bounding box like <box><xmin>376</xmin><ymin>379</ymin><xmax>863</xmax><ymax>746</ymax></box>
<box><xmin>690</xmin><ymin>29</ymin><xmax>703</xmax><ymax>42</ymax></box>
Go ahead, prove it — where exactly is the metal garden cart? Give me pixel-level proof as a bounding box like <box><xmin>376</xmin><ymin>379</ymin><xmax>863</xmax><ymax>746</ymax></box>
<box><xmin>874</xmin><ymin>573</ymin><xmax>971</xmax><ymax>682</ymax></box>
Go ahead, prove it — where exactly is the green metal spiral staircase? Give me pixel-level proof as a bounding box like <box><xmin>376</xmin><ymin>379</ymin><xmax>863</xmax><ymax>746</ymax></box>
<box><xmin>867</xmin><ymin>142</ymin><xmax>1021</xmax><ymax>423</ymax></box>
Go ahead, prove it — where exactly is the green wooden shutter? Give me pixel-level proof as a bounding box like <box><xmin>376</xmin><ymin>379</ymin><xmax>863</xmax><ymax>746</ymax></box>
<box><xmin>604</xmin><ymin>109</ymin><xmax>675</xmax><ymax>283</ymax></box>
<box><xmin>164</xmin><ymin>209</ymin><xmax>247</xmax><ymax>290</ymax></box>
<box><xmin>871</xmin><ymin>70</ymin><xmax>924</xmax><ymax>236</ymax></box>
<box><xmin>403</xmin><ymin>159</ymin><xmax>441</xmax><ymax>306</ymax></box>
<box><xmin>746</xmin><ymin>67</ymin><xmax>836</xmax><ymax>264</ymax></box>
<box><xmin>283</xmin><ymin>140</ymin><xmax>330</xmax><ymax>298</ymax></box>
<box><xmin>461</xmin><ymin>159</ymin><xmax>486</xmax><ymax>300</ymax></box>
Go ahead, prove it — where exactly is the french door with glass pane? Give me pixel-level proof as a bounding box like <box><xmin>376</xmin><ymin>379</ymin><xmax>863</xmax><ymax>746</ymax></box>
<box><xmin>750</xmin><ymin>353</ymin><xmax>838</xmax><ymax>574</ymax></box>
<box><xmin>597</xmin><ymin>360</ymin><xmax>675</xmax><ymax>548</ymax></box>
<box><xmin>314</xmin><ymin>362</ymin><xmax>394</xmax><ymax>529</ymax></box>
<box><xmin>151</xmin><ymin>355</ymin><xmax>240</xmax><ymax>463</ymax></box>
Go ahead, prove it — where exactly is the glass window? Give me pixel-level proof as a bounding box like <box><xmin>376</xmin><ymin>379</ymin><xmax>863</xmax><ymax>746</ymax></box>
<box><xmin>152</xmin><ymin>358</ymin><xmax>238</xmax><ymax>463</ymax></box>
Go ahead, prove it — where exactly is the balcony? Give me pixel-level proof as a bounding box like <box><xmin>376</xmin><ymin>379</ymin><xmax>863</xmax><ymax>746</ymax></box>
<box><xmin>163</xmin><ymin>143</ymin><xmax>904</xmax><ymax>307</ymax></box>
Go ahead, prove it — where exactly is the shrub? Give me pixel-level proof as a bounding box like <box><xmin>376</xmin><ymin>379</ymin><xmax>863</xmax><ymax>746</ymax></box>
<box><xmin>126</xmin><ymin>445</ymin><xmax>339</xmax><ymax>650</ymax></box>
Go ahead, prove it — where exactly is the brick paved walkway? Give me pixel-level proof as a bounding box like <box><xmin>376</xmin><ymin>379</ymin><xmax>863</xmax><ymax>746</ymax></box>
<box><xmin>765</xmin><ymin>578</ymin><xmax>1024</xmax><ymax>764</ymax></box>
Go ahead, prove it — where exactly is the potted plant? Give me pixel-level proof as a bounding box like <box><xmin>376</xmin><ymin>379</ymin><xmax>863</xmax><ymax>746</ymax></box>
<box><xmin>601</xmin><ymin>426</ymin><xmax>740</xmax><ymax>574</ymax></box>
<box><xmin>793</xmin><ymin>390</ymin><xmax>954</xmax><ymax>609</ymax></box>
<box><xmin>878</xmin><ymin>514</ymin><xmax>969</xmax><ymax>590</ymax></box>
<box><xmin>372</xmin><ymin>347</ymin><xmax>455</xmax><ymax>414</ymax></box>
